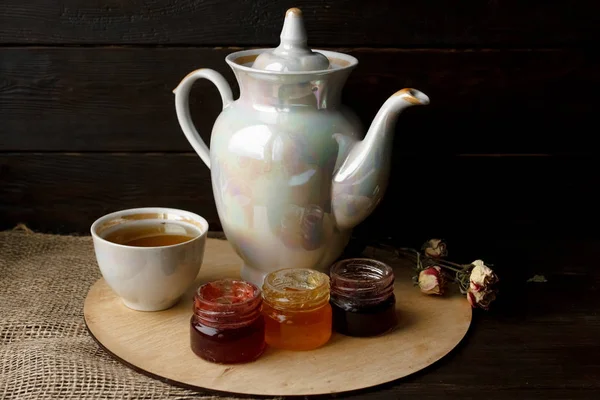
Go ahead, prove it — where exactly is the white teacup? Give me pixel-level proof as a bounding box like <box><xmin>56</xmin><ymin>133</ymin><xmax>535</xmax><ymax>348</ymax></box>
<box><xmin>91</xmin><ymin>207</ymin><xmax>209</xmax><ymax>312</ymax></box>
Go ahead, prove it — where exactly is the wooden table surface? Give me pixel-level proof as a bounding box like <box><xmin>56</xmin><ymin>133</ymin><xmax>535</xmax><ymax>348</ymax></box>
<box><xmin>85</xmin><ymin>233</ymin><xmax>600</xmax><ymax>399</ymax></box>
<box><xmin>1</xmin><ymin>231</ymin><xmax>598</xmax><ymax>399</ymax></box>
<box><xmin>77</xmin><ymin>233</ymin><xmax>600</xmax><ymax>398</ymax></box>
<box><xmin>332</xmin><ymin>236</ymin><xmax>600</xmax><ymax>400</ymax></box>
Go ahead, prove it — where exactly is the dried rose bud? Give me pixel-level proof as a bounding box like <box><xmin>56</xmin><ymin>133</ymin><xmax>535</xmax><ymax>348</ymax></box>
<box><xmin>467</xmin><ymin>287</ymin><xmax>497</xmax><ymax>310</ymax></box>
<box><xmin>421</xmin><ymin>238</ymin><xmax>448</xmax><ymax>259</ymax></box>
<box><xmin>418</xmin><ymin>266</ymin><xmax>445</xmax><ymax>295</ymax></box>
<box><xmin>467</xmin><ymin>260</ymin><xmax>499</xmax><ymax>310</ymax></box>
<box><xmin>469</xmin><ymin>260</ymin><xmax>498</xmax><ymax>291</ymax></box>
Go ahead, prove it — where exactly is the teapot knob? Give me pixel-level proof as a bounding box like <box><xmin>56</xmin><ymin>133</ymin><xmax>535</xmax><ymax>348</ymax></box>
<box><xmin>280</xmin><ymin>8</ymin><xmax>308</xmax><ymax>48</ymax></box>
<box><xmin>251</xmin><ymin>7</ymin><xmax>330</xmax><ymax>72</ymax></box>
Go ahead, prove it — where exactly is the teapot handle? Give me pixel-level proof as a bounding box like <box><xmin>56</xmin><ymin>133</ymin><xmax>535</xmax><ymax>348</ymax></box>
<box><xmin>173</xmin><ymin>69</ymin><xmax>234</xmax><ymax>169</ymax></box>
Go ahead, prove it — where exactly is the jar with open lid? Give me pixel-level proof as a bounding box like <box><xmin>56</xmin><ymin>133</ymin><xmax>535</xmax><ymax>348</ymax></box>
<box><xmin>190</xmin><ymin>279</ymin><xmax>265</xmax><ymax>364</ymax></box>
<box><xmin>329</xmin><ymin>258</ymin><xmax>397</xmax><ymax>337</ymax></box>
<box><xmin>261</xmin><ymin>268</ymin><xmax>332</xmax><ymax>350</ymax></box>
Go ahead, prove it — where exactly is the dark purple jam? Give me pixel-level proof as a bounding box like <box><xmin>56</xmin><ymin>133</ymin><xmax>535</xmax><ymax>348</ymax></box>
<box><xmin>329</xmin><ymin>258</ymin><xmax>397</xmax><ymax>337</ymax></box>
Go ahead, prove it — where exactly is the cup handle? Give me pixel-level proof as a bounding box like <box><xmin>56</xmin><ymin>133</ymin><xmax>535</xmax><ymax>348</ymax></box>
<box><xmin>173</xmin><ymin>69</ymin><xmax>234</xmax><ymax>169</ymax></box>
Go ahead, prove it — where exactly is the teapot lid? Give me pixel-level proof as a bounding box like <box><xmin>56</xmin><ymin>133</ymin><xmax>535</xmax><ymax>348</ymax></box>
<box><xmin>251</xmin><ymin>8</ymin><xmax>330</xmax><ymax>72</ymax></box>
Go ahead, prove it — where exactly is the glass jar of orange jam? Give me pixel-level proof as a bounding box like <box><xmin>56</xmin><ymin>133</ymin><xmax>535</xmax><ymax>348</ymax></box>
<box><xmin>190</xmin><ymin>279</ymin><xmax>265</xmax><ymax>364</ymax></box>
<box><xmin>261</xmin><ymin>268</ymin><xmax>332</xmax><ymax>351</ymax></box>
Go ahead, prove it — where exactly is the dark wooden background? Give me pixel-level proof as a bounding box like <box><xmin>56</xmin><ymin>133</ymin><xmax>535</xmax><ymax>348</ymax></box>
<box><xmin>1</xmin><ymin>2</ymin><xmax>600</xmax><ymax>398</ymax></box>
<box><xmin>1</xmin><ymin>0</ymin><xmax>599</xmax><ymax>244</ymax></box>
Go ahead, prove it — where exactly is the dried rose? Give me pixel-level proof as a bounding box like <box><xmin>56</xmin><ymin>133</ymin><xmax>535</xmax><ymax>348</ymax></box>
<box><xmin>467</xmin><ymin>287</ymin><xmax>497</xmax><ymax>310</ymax></box>
<box><xmin>421</xmin><ymin>238</ymin><xmax>448</xmax><ymax>259</ymax></box>
<box><xmin>469</xmin><ymin>260</ymin><xmax>498</xmax><ymax>291</ymax></box>
<box><xmin>466</xmin><ymin>260</ymin><xmax>499</xmax><ymax>309</ymax></box>
<box><xmin>418</xmin><ymin>266</ymin><xmax>445</xmax><ymax>295</ymax></box>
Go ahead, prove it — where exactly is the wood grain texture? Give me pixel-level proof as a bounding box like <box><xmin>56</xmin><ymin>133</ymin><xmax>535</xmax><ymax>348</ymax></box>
<box><xmin>1</xmin><ymin>0</ymin><xmax>598</xmax><ymax>47</ymax></box>
<box><xmin>84</xmin><ymin>238</ymin><xmax>472</xmax><ymax>396</ymax></box>
<box><xmin>1</xmin><ymin>47</ymin><xmax>598</xmax><ymax>154</ymax></box>
<box><xmin>82</xmin><ymin>237</ymin><xmax>600</xmax><ymax>399</ymax></box>
<box><xmin>0</xmin><ymin>231</ymin><xmax>596</xmax><ymax>399</ymax></box>
<box><xmin>2</xmin><ymin>153</ymin><xmax>599</xmax><ymax>241</ymax></box>
<box><xmin>361</xmin><ymin>269</ymin><xmax>600</xmax><ymax>400</ymax></box>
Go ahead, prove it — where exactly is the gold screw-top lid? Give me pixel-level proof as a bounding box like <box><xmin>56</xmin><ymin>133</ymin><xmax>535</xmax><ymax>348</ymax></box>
<box><xmin>251</xmin><ymin>8</ymin><xmax>330</xmax><ymax>72</ymax></box>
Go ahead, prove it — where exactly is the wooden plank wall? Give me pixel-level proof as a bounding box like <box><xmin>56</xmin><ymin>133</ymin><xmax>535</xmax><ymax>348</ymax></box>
<box><xmin>1</xmin><ymin>0</ymin><xmax>599</xmax><ymax>245</ymax></box>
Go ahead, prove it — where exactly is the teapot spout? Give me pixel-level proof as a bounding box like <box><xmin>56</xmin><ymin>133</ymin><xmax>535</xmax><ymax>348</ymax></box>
<box><xmin>332</xmin><ymin>88</ymin><xmax>429</xmax><ymax>230</ymax></box>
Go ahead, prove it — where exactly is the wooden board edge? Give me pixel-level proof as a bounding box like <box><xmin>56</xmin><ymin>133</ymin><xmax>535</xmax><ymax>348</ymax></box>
<box><xmin>83</xmin><ymin>273</ymin><xmax>473</xmax><ymax>398</ymax></box>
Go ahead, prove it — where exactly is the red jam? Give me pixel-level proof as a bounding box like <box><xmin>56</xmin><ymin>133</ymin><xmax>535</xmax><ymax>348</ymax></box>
<box><xmin>190</xmin><ymin>279</ymin><xmax>265</xmax><ymax>364</ymax></box>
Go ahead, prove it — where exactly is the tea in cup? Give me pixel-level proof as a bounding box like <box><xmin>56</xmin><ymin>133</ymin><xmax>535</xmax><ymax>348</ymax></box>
<box><xmin>90</xmin><ymin>207</ymin><xmax>208</xmax><ymax>311</ymax></box>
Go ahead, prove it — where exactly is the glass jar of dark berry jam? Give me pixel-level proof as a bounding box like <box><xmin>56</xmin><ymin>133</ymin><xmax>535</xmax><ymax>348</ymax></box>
<box><xmin>190</xmin><ymin>279</ymin><xmax>265</xmax><ymax>364</ymax></box>
<box><xmin>329</xmin><ymin>258</ymin><xmax>397</xmax><ymax>337</ymax></box>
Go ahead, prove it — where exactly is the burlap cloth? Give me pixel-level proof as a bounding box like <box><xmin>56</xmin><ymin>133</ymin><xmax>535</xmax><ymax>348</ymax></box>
<box><xmin>0</xmin><ymin>227</ymin><xmax>274</xmax><ymax>400</ymax></box>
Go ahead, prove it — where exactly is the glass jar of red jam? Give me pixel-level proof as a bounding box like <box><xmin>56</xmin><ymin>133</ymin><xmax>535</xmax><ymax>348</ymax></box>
<box><xmin>190</xmin><ymin>279</ymin><xmax>265</xmax><ymax>364</ymax></box>
<box><xmin>261</xmin><ymin>268</ymin><xmax>332</xmax><ymax>351</ymax></box>
<box><xmin>329</xmin><ymin>258</ymin><xmax>397</xmax><ymax>337</ymax></box>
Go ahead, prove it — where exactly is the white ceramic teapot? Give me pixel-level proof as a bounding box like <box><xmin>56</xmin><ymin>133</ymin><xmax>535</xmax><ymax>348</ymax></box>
<box><xmin>173</xmin><ymin>8</ymin><xmax>429</xmax><ymax>286</ymax></box>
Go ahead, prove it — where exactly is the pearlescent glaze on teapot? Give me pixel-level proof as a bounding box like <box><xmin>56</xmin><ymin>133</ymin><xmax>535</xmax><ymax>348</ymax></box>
<box><xmin>173</xmin><ymin>8</ymin><xmax>429</xmax><ymax>286</ymax></box>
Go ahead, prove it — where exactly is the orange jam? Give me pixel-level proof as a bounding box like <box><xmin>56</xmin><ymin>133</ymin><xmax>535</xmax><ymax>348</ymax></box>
<box><xmin>261</xmin><ymin>268</ymin><xmax>332</xmax><ymax>351</ymax></box>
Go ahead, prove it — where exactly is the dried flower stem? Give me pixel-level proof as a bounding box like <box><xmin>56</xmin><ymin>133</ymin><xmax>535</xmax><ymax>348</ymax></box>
<box><xmin>379</xmin><ymin>239</ymin><xmax>499</xmax><ymax>309</ymax></box>
<box><xmin>391</xmin><ymin>247</ymin><xmax>475</xmax><ymax>292</ymax></box>
<box><xmin>434</xmin><ymin>263</ymin><xmax>463</xmax><ymax>273</ymax></box>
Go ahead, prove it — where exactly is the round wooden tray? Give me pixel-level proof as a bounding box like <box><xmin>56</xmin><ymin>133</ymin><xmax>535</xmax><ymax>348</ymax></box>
<box><xmin>84</xmin><ymin>238</ymin><xmax>472</xmax><ymax>396</ymax></box>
